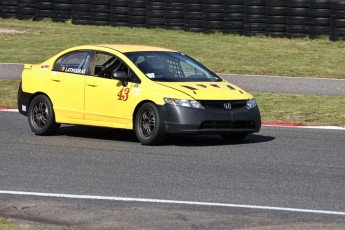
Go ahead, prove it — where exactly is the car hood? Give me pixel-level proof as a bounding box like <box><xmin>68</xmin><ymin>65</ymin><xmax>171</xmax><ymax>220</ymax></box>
<box><xmin>157</xmin><ymin>81</ymin><xmax>251</xmax><ymax>100</ymax></box>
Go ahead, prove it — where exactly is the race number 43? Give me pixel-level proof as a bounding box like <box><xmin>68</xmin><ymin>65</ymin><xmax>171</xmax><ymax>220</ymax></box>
<box><xmin>117</xmin><ymin>87</ymin><xmax>130</xmax><ymax>101</ymax></box>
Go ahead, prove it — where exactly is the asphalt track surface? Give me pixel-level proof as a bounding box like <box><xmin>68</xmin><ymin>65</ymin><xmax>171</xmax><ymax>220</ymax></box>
<box><xmin>0</xmin><ymin>111</ymin><xmax>345</xmax><ymax>229</ymax></box>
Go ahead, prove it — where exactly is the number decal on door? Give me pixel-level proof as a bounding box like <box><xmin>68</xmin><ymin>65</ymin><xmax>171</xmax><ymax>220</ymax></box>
<box><xmin>117</xmin><ymin>87</ymin><xmax>130</xmax><ymax>101</ymax></box>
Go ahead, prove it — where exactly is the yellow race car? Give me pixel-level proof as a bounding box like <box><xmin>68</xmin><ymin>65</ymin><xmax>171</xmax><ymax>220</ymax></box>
<box><xmin>18</xmin><ymin>44</ymin><xmax>261</xmax><ymax>145</ymax></box>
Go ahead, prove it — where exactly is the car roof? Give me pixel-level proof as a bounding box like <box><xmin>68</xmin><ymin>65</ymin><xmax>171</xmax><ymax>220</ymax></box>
<box><xmin>95</xmin><ymin>44</ymin><xmax>176</xmax><ymax>53</ymax></box>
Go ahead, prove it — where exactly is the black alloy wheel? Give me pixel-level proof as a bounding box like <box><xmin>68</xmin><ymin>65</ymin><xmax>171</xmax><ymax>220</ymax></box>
<box><xmin>28</xmin><ymin>95</ymin><xmax>60</xmax><ymax>135</ymax></box>
<box><xmin>135</xmin><ymin>102</ymin><xmax>166</xmax><ymax>145</ymax></box>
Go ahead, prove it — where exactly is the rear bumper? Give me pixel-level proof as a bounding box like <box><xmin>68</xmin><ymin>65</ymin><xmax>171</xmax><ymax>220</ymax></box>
<box><xmin>161</xmin><ymin>104</ymin><xmax>261</xmax><ymax>135</ymax></box>
<box><xmin>17</xmin><ymin>85</ymin><xmax>32</xmax><ymax>116</ymax></box>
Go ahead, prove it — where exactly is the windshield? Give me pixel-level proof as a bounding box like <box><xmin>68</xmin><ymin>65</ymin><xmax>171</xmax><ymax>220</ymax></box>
<box><xmin>124</xmin><ymin>51</ymin><xmax>222</xmax><ymax>82</ymax></box>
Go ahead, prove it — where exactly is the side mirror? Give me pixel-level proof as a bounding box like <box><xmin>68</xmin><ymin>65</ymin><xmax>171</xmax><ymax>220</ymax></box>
<box><xmin>112</xmin><ymin>71</ymin><xmax>129</xmax><ymax>86</ymax></box>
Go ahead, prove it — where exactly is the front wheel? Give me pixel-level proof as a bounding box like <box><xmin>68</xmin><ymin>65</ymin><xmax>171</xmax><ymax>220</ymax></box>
<box><xmin>28</xmin><ymin>94</ymin><xmax>60</xmax><ymax>135</ymax></box>
<box><xmin>135</xmin><ymin>102</ymin><xmax>166</xmax><ymax>145</ymax></box>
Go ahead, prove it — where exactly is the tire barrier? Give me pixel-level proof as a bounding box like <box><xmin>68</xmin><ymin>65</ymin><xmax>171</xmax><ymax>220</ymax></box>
<box><xmin>309</xmin><ymin>0</ymin><xmax>330</xmax><ymax>39</ymax></box>
<box><xmin>110</xmin><ymin>0</ymin><xmax>128</xmax><ymax>27</ymax></box>
<box><xmin>1</xmin><ymin>0</ymin><xmax>19</xmax><ymax>19</ymax></box>
<box><xmin>0</xmin><ymin>0</ymin><xmax>344</xmax><ymax>41</ymax></box>
<box><xmin>287</xmin><ymin>0</ymin><xmax>309</xmax><ymax>38</ymax></box>
<box><xmin>330</xmin><ymin>0</ymin><xmax>345</xmax><ymax>41</ymax></box>
<box><xmin>52</xmin><ymin>0</ymin><xmax>72</xmax><ymax>23</ymax></box>
<box><xmin>243</xmin><ymin>0</ymin><xmax>266</xmax><ymax>36</ymax></box>
<box><xmin>184</xmin><ymin>0</ymin><xmax>203</xmax><ymax>32</ymax></box>
<box><xmin>224</xmin><ymin>0</ymin><xmax>244</xmax><ymax>34</ymax></box>
<box><xmin>265</xmin><ymin>0</ymin><xmax>287</xmax><ymax>38</ymax></box>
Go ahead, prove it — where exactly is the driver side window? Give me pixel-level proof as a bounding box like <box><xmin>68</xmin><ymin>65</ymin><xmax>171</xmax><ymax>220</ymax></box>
<box><xmin>93</xmin><ymin>52</ymin><xmax>140</xmax><ymax>83</ymax></box>
<box><xmin>94</xmin><ymin>53</ymin><xmax>119</xmax><ymax>78</ymax></box>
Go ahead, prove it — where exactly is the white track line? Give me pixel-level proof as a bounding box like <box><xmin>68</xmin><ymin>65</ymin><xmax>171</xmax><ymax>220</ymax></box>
<box><xmin>0</xmin><ymin>190</ymin><xmax>345</xmax><ymax>216</ymax></box>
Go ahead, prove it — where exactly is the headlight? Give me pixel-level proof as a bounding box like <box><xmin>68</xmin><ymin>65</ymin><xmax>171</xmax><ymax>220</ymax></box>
<box><xmin>164</xmin><ymin>98</ymin><xmax>205</xmax><ymax>109</ymax></box>
<box><xmin>246</xmin><ymin>99</ymin><xmax>257</xmax><ymax>109</ymax></box>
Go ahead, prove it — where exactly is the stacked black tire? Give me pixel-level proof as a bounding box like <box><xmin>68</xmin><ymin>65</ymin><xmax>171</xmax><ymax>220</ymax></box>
<box><xmin>266</xmin><ymin>0</ymin><xmax>287</xmax><ymax>38</ymax></box>
<box><xmin>165</xmin><ymin>0</ymin><xmax>184</xmax><ymax>30</ymax></box>
<box><xmin>330</xmin><ymin>0</ymin><xmax>345</xmax><ymax>41</ymax></box>
<box><xmin>243</xmin><ymin>0</ymin><xmax>266</xmax><ymax>36</ymax></box>
<box><xmin>287</xmin><ymin>0</ymin><xmax>309</xmax><ymax>38</ymax></box>
<box><xmin>110</xmin><ymin>1</ymin><xmax>129</xmax><ymax>27</ymax></box>
<box><xmin>146</xmin><ymin>0</ymin><xmax>165</xmax><ymax>28</ymax></box>
<box><xmin>203</xmin><ymin>0</ymin><xmax>224</xmax><ymax>33</ymax></box>
<box><xmin>35</xmin><ymin>0</ymin><xmax>54</xmax><ymax>21</ymax></box>
<box><xmin>17</xmin><ymin>0</ymin><xmax>36</xmax><ymax>20</ymax></box>
<box><xmin>309</xmin><ymin>0</ymin><xmax>331</xmax><ymax>39</ymax></box>
<box><xmin>129</xmin><ymin>0</ymin><xmax>146</xmax><ymax>27</ymax></box>
<box><xmin>52</xmin><ymin>0</ymin><xmax>72</xmax><ymax>23</ymax></box>
<box><xmin>1</xmin><ymin>0</ymin><xmax>19</xmax><ymax>19</ymax></box>
<box><xmin>90</xmin><ymin>0</ymin><xmax>110</xmax><ymax>26</ymax></box>
<box><xmin>224</xmin><ymin>0</ymin><xmax>244</xmax><ymax>34</ymax></box>
<box><xmin>184</xmin><ymin>0</ymin><xmax>204</xmax><ymax>32</ymax></box>
<box><xmin>71</xmin><ymin>0</ymin><xmax>91</xmax><ymax>25</ymax></box>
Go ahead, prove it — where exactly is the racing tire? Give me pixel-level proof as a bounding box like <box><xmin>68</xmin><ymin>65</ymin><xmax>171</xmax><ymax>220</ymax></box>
<box><xmin>135</xmin><ymin>102</ymin><xmax>166</xmax><ymax>145</ymax></box>
<box><xmin>28</xmin><ymin>95</ymin><xmax>60</xmax><ymax>136</ymax></box>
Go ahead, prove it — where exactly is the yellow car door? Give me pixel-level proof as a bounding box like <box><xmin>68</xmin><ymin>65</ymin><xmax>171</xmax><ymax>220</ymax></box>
<box><xmin>84</xmin><ymin>52</ymin><xmax>140</xmax><ymax>129</ymax></box>
<box><xmin>47</xmin><ymin>50</ymin><xmax>92</xmax><ymax>120</ymax></box>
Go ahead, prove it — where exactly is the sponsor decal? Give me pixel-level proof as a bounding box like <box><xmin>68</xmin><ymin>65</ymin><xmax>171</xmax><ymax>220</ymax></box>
<box><xmin>62</xmin><ymin>66</ymin><xmax>86</xmax><ymax>74</ymax></box>
<box><xmin>22</xmin><ymin>105</ymin><xmax>26</xmax><ymax>112</ymax></box>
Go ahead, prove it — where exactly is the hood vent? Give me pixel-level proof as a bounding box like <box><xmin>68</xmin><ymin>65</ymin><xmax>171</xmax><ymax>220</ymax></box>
<box><xmin>197</xmin><ymin>84</ymin><xmax>207</xmax><ymax>88</ymax></box>
<box><xmin>211</xmin><ymin>84</ymin><xmax>220</xmax><ymax>88</ymax></box>
<box><xmin>182</xmin><ymin>85</ymin><xmax>198</xmax><ymax>90</ymax></box>
<box><xmin>227</xmin><ymin>85</ymin><xmax>235</xmax><ymax>90</ymax></box>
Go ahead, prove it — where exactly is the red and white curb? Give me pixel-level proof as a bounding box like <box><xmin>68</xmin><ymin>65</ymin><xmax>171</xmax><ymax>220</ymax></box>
<box><xmin>1</xmin><ymin>108</ymin><xmax>344</xmax><ymax>130</ymax></box>
<box><xmin>0</xmin><ymin>107</ymin><xmax>18</xmax><ymax>112</ymax></box>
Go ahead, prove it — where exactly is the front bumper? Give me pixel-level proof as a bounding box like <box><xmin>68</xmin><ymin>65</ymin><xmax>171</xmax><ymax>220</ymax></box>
<box><xmin>161</xmin><ymin>104</ymin><xmax>261</xmax><ymax>135</ymax></box>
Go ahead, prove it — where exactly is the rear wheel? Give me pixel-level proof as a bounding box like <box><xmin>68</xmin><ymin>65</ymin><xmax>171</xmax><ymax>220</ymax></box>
<box><xmin>28</xmin><ymin>95</ymin><xmax>60</xmax><ymax>135</ymax></box>
<box><xmin>135</xmin><ymin>102</ymin><xmax>166</xmax><ymax>145</ymax></box>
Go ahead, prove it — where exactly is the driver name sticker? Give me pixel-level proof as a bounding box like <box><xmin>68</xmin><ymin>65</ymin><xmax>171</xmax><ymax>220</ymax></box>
<box><xmin>61</xmin><ymin>66</ymin><xmax>86</xmax><ymax>74</ymax></box>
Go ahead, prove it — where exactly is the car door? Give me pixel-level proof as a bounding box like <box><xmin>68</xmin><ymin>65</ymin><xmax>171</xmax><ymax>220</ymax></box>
<box><xmin>84</xmin><ymin>51</ymin><xmax>141</xmax><ymax>129</ymax></box>
<box><xmin>47</xmin><ymin>50</ymin><xmax>92</xmax><ymax>120</ymax></box>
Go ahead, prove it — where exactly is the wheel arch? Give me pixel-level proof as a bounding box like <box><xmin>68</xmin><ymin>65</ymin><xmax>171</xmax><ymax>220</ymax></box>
<box><xmin>29</xmin><ymin>92</ymin><xmax>54</xmax><ymax>108</ymax></box>
<box><xmin>132</xmin><ymin>100</ymin><xmax>163</xmax><ymax>129</ymax></box>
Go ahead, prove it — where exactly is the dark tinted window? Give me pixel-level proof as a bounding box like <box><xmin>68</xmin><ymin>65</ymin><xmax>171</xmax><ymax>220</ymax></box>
<box><xmin>93</xmin><ymin>51</ymin><xmax>140</xmax><ymax>83</ymax></box>
<box><xmin>53</xmin><ymin>51</ymin><xmax>91</xmax><ymax>75</ymax></box>
<box><xmin>125</xmin><ymin>51</ymin><xmax>221</xmax><ymax>82</ymax></box>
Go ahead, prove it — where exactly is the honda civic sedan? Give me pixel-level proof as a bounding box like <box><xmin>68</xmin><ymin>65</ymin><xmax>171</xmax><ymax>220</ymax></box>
<box><xmin>18</xmin><ymin>44</ymin><xmax>261</xmax><ymax>145</ymax></box>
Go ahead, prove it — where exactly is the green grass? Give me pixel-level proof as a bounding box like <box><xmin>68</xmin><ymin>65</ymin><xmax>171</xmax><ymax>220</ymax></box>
<box><xmin>1</xmin><ymin>80</ymin><xmax>344</xmax><ymax>126</ymax></box>
<box><xmin>1</xmin><ymin>19</ymin><xmax>345</xmax><ymax>78</ymax></box>
<box><xmin>0</xmin><ymin>80</ymin><xmax>19</xmax><ymax>108</ymax></box>
<box><xmin>254</xmin><ymin>92</ymin><xmax>345</xmax><ymax>127</ymax></box>
<box><xmin>0</xmin><ymin>217</ymin><xmax>58</xmax><ymax>230</ymax></box>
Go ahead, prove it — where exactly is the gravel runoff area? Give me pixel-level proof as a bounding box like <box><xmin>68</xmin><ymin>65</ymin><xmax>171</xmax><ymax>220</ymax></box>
<box><xmin>0</xmin><ymin>28</ymin><xmax>26</xmax><ymax>34</ymax></box>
